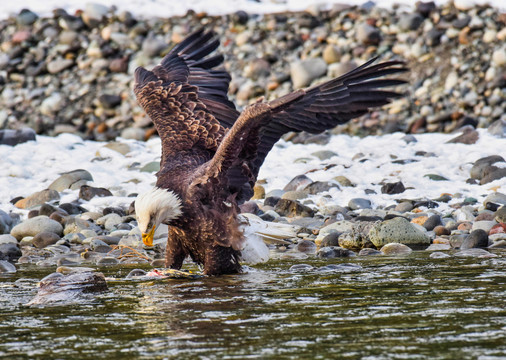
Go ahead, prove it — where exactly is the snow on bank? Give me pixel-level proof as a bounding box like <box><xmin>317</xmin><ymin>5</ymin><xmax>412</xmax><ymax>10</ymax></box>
<box><xmin>1</xmin><ymin>130</ymin><xmax>504</xmax><ymax>216</ymax></box>
<box><xmin>2</xmin><ymin>0</ymin><xmax>504</xmax><ymax>20</ymax></box>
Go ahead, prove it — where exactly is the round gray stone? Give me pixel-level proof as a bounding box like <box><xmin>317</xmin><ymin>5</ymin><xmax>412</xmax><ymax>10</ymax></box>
<box><xmin>10</xmin><ymin>216</ymin><xmax>63</xmax><ymax>240</ymax></box>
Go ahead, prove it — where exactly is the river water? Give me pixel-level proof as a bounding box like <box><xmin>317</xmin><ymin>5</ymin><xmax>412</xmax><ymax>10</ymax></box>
<box><xmin>1</xmin><ymin>252</ymin><xmax>505</xmax><ymax>359</ymax></box>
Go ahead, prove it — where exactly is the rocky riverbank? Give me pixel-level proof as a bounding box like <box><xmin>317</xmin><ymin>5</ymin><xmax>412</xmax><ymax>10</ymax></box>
<box><xmin>0</xmin><ymin>1</ymin><xmax>505</xmax><ymax>141</ymax></box>
<box><xmin>0</xmin><ymin>129</ymin><xmax>505</xmax><ymax>279</ymax></box>
<box><xmin>0</xmin><ymin>2</ymin><xmax>505</xmax><ymax>280</ymax></box>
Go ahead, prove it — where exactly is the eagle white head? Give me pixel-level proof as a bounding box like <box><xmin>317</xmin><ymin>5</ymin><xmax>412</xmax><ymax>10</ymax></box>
<box><xmin>135</xmin><ymin>188</ymin><xmax>182</xmax><ymax>246</ymax></box>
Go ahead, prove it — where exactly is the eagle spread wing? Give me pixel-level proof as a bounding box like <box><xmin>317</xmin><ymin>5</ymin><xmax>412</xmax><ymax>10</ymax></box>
<box><xmin>134</xmin><ymin>29</ymin><xmax>407</xmax><ymax>202</ymax></box>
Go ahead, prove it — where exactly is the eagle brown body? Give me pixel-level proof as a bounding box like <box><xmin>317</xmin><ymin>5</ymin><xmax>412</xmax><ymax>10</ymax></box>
<box><xmin>134</xmin><ymin>29</ymin><xmax>407</xmax><ymax>275</ymax></box>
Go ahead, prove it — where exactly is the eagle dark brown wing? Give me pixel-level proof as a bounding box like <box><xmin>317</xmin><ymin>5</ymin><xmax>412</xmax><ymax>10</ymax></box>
<box><xmin>224</xmin><ymin>58</ymin><xmax>408</xmax><ymax>203</ymax></box>
<box><xmin>133</xmin><ymin>29</ymin><xmax>239</xmax><ymax>164</ymax></box>
<box><xmin>255</xmin><ymin>58</ymin><xmax>408</xmax><ymax>176</ymax></box>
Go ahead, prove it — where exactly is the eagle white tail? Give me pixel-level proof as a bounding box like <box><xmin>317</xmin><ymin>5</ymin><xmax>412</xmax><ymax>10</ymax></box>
<box><xmin>238</xmin><ymin>213</ymin><xmax>300</xmax><ymax>264</ymax></box>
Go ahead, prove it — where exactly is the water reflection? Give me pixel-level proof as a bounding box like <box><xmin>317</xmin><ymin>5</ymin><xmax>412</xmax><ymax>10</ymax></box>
<box><xmin>0</xmin><ymin>252</ymin><xmax>505</xmax><ymax>359</ymax></box>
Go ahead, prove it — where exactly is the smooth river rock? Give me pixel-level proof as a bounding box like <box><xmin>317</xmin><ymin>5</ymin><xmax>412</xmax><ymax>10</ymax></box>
<box><xmin>10</xmin><ymin>216</ymin><xmax>63</xmax><ymax>240</ymax></box>
<box><xmin>368</xmin><ymin>216</ymin><xmax>430</xmax><ymax>249</ymax></box>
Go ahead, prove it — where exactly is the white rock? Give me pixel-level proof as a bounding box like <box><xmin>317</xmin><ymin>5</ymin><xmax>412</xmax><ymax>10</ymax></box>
<box><xmin>290</xmin><ymin>58</ymin><xmax>327</xmax><ymax>89</ymax></box>
<box><xmin>483</xmin><ymin>29</ymin><xmax>497</xmax><ymax>43</ymax></box>
<box><xmin>492</xmin><ymin>48</ymin><xmax>506</xmax><ymax>67</ymax></box>
<box><xmin>40</xmin><ymin>93</ymin><xmax>63</xmax><ymax>115</ymax></box>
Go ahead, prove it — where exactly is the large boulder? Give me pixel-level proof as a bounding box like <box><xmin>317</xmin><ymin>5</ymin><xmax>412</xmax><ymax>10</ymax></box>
<box><xmin>368</xmin><ymin>216</ymin><xmax>430</xmax><ymax>249</ymax></box>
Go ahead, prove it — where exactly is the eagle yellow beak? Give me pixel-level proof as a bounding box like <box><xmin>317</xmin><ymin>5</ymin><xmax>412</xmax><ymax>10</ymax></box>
<box><xmin>142</xmin><ymin>225</ymin><xmax>156</xmax><ymax>246</ymax></box>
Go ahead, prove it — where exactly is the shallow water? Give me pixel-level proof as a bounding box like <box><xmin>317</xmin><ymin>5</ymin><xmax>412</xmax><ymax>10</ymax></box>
<box><xmin>1</xmin><ymin>252</ymin><xmax>505</xmax><ymax>359</ymax></box>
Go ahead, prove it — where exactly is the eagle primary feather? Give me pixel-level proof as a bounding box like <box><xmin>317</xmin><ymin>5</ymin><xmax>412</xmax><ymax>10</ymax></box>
<box><xmin>134</xmin><ymin>28</ymin><xmax>407</xmax><ymax>275</ymax></box>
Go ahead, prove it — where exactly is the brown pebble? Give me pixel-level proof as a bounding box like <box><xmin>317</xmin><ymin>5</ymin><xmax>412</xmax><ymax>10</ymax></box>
<box><xmin>433</xmin><ymin>237</ymin><xmax>450</xmax><ymax>245</ymax></box>
<box><xmin>296</xmin><ymin>239</ymin><xmax>316</xmax><ymax>253</ymax></box>
<box><xmin>475</xmin><ymin>212</ymin><xmax>495</xmax><ymax>221</ymax></box>
<box><xmin>434</xmin><ymin>225</ymin><xmax>450</xmax><ymax>236</ymax></box>
<box><xmin>49</xmin><ymin>212</ymin><xmax>66</xmax><ymax>225</ymax></box>
<box><xmin>96</xmin><ymin>123</ymin><xmax>108</xmax><ymax>133</ymax></box>
<box><xmin>27</xmin><ymin>209</ymin><xmax>39</xmax><ymax>218</ymax></box>
<box><xmin>412</xmin><ymin>216</ymin><xmax>428</xmax><ymax>226</ymax></box>
<box><xmin>457</xmin><ymin>222</ymin><xmax>473</xmax><ymax>231</ymax></box>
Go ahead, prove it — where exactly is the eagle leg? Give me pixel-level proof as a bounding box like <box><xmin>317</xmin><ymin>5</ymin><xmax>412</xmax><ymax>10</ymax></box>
<box><xmin>164</xmin><ymin>227</ymin><xmax>187</xmax><ymax>269</ymax></box>
<box><xmin>202</xmin><ymin>245</ymin><xmax>242</xmax><ymax>276</ymax></box>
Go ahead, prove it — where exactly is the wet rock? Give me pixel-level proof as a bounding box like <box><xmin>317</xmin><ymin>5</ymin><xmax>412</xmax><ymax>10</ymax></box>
<box><xmin>281</xmin><ymin>191</ymin><xmax>307</xmax><ymax>201</ymax></box>
<box><xmin>141</xmin><ymin>35</ymin><xmax>167</xmax><ymax>57</ymax></box>
<box><xmin>454</xmin><ymin>248</ymin><xmax>496</xmax><ymax>258</ymax></box>
<box><xmin>0</xmin><ymin>128</ymin><xmax>36</xmax><ymax>146</ymax></box>
<box><xmin>358</xmin><ymin>248</ymin><xmax>382</xmax><ymax>256</ymax></box>
<box><xmin>14</xmin><ymin>189</ymin><xmax>60</xmax><ymax>209</ymax></box>
<box><xmin>33</xmin><ymin>232</ymin><xmax>61</xmax><ymax>249</ymax></box>
<box><xmin>244</xmin><ymin>58</ymin><xmax>270</xmax><ymax>80</ymax></box>
<box><xmin>423</xmin><ymin>215</ymin><xmax>442</xmax><ymax>231</ymax></box>
<box><xmin>434</xmin><ymin>225</ymin><xmax>450</xmax><ymax>236</ymax></box>
<box><xmin>446</xmin><ymin>129</ymin><xmax>479</xmax><ymax>144</ymax></box>
<box><xmin>481</xmin><ymin>168</ymin><xmax>506</xmax><ymax>185</ymax></box>
<box><xmin>338</xmin><ymin>222</ymin><xmax>375</xmax><ymax>250</ymax></box>
<box><xmin>380</xmin><ymin>243</ymin><xmax>413</xmax><ymax>255</ymax></box>
<box><xmin>27</xmin><ymin>271</ymin><xmax>108</xmax><ymax>305</ymax></box>
<box><xmin>60</xmin><ymin>203</ymin><xmax>86</xmax><ymax>215</ymax></box>
<box><xmin>232</xmin><ymin>10</ymin><xmax>249</xmax><ymax>25</ymax></box>
<box><xmin>460</xmin><ymin>229</ymin><xmax>489</xmax><ymax>249</ymax></box>
<box><xmin>0</xmin><ymin>243</ymin><xmax>22</xmax><ymax>262</ymax></box>
<box><xmin>472</xmin><ymin>221</ymin><xmax>497</xmax><ymax>234</ymax></box>
<box><xmin>0</xmin><ymin>210</ymin><xmax>14</xmax><ymax>234</ymax></box>
<box><xmin>11</xmin><ymin>216</ymin><xmax>63</xmax><ymax>240</ymax></box>
<box><xmin>284</xmin><ymin>175</ymin><xmax>313</xmax><ymax>191</ymax></box>
<box><xmin>311</xmin><ymin>150</ymin><xmax>337</xmax><ymax>160</ymax></box>
<box><xmin>140</xmin><ymin>161</ymin><xmax>160</xmax><ymax>173</ymax></box>
<box><xmin>103</xmin><ymin>142</ymin><xmax>131</xmax><ymax>155</ymax></box>
<box><xmin>399</xmin><ymin>13</ymin><xmax>424</xmax><ymax>31</ymax></box>
<box><xmin>96</xmin><ymin>213</ymin><xmax>122</xmax><ymax>231</ymax></box>
<box><xmin>289</xmin><ymin>264</ymin><xmax>314</xmax><ymax>271</ymax></box>
<box><xmin>17</xmin><ymin>9</ymin><xmax>38</xmax><ymax>25</ymax></box>
<box><xmin>430</xmin><ymin>252</ymin><xmax>451</xmax><ymax>259</ymax></box>
<box><xmin>274</xmin><ymin>199</ymin><xmax>314</xmax><ymax>218</ymax></box>
<box><xmin>126</xmin><ymin>269</ymin><xmax>148</xmax><ymax>278</ymax></box>
<box><xmin>395</xmin><ymin>201</ymin><xmax>414</xmax><ymax>213</ymax></box>
<box><xmin>484</xmin><ymin>193</ymin><xmax>506</xmax><ymax>207</ymax></box>
<box><xmin>98</xmin><ymin>94</ymin><xmax>122</xmax><ymax>109</ymax></box>
<box><xmin>40</xmin><ymin>93</ymin><xmax>64</xmax><ymax>115</ymax></box>
<box><xmin>96</xmin><ymin>257</ymin><xmax>119</xmax><ymax>266</ymax></box>
<box><xmin>488</xmin><ymin>119</ymin><xmax>506</xmax><ymax>137</ymax></box>
<box><xmin>79</xmin><ymin>185</ymin><xmax>113</xmax><ymax>201</ymax></box>
<box><xmin>49</xmin><ymin>169</ymin><xmax>93</xmax><ymax>191</ymax></box>
<box><xmin>334</xmin><ymin>176</ymin><xmax>354</xmax><ymax>188</ymax></box>
<box><xmin>368</xmin><ymin>216</ymin><xmax>430</xmax><ymax>249</ymax></box>
<box><xmin>0</xmin><ymin>234</ymin><xmax>17</xmax><ymax>245</ymax></box>
<box><xmin>317</xmin><ymin>263</ymin><xmax>362</xmax><ymax>272</ymax></box>
<box><xmin>381</xmin><ymin>181</ymin><xmax>405</xmax><ymax>194</ymax></box>
<box><xmin>495</xmin><ymin>207</ymin><xmax>506</xmax><ymax>223</ymax></box>
<box><xmin>0</xmin><ymin>260</ymin><xmax>16</xmax><ymax>273</ymax></box>
<box><xmin>304</xmin><ymin>181</ymin><xmax>338</xmax><ymax>195</ymax></box>
<box><xmin>348</xmin><ymin>198</ymin><xmax>372</xmax><ymax>210</ymax></box>
<box><xmin>319</xmin><ymin>232</ymin><xmax>340</xmax><ymax>247</ymax></box>
<box><xmin>82</xmin><ymin>3</ymin><xmax>109</xmax><ymax>26</ymax></box>
<box><xmin>47</xmin><ymin>58</ymin><xmax>74</xmax><ymax>74</ymax></box>
<box><xmin>296</xmin><ymin>240</ymin><xmax>317</xmax><ymax>253</ymax></box>
<box><xmin>316</xmin><ymin>246</ymin><xmax>356</xmax><ymax>258</ymax></box>
<box><xmin>356</xmin><ymin>23</ymin><xmax>381</xmax><ymax>45</ymax></box>
<box><xmin>290</xmin><ymin>58</ymin><xmax>327</xmax><ymax>88</ymax></box>
<box><xmin>416</xmin><ymin>2</ymin><xmax>436</xmax><ymax>17</ymax></box>
<box><xmin>323</xmin><ymin>44</ymin><xmax>340</xmax><ymax>64</ymax></box>
<box><xmin>426</xmin><ymin>243</ymin><xmax>451</xmax><ymax>251</ymax></box>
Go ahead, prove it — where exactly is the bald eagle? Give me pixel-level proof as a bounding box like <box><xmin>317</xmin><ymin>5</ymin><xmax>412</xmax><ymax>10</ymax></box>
<box><xmin>134</xmin><ymin>28</ymin><xmax>407</xmax><ymax>275</ymax></box>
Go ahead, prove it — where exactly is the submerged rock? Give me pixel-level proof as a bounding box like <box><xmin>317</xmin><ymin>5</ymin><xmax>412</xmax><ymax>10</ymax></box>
<box><xmin>27</xmin><ymin>271</ymin><xmax>108</xmax><ymax>305</ymax></box>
